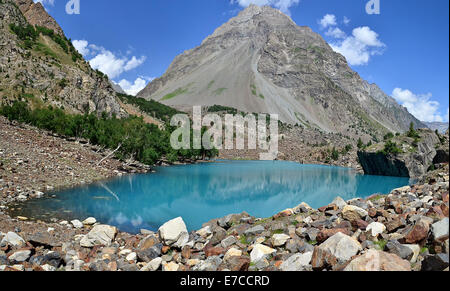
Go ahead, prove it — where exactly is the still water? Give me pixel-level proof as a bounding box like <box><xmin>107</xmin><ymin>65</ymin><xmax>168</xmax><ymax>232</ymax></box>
<box><xmin>9</xmin><ymin>161</ymin><xmax>410</xmax><ymax>233</ymax></box>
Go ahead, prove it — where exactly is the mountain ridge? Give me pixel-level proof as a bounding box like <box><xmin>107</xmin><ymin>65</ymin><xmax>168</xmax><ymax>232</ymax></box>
<box><xmin>137</xmin><ymin>5</ymin><xmax>425</xmax><ymax>139</ymax></box>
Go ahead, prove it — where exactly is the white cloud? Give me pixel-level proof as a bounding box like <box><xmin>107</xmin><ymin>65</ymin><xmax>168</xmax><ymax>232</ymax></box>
<box><xmin>231</xmin><ymin>0</ymin><xmax>300</xmax><ymax>15</ymax></box>
<box><xmin>118</xmin><ymin>77</ymin><xmax>153</xmax><ymax>96</ymax></box>
<box><xmin>72</xmin><ymin>40</ymin><xmax>147</xmax><ymax>80</ymax></box>
<box><xmin>72</xmin><ymin>40</ymin><xmax>90</xmax><ymax>56</ymax></box>
<box><xmin>330</xmin><ymin>26</ymin><xmax>385</xmax><ymax>66</ymax></box>
<box><xmin>319</xmin><ymin>14</ymin><xmax>337</xmax><ymax>29</ymax></box>
<box><xmin>392</xmin><ymin>88</ymin><xmax>447</xmax><ymax>122</ymax></box>
<box><xmin>325</xmin><ymin>27</ymin><xmax>346</xmax><ymax>39</ymax></box>
<box><xmin>343</xmin><ymin>16</ymin><xmax>351</xmax><ymax>25</ymax></box>
<box><xmin>33</xmin><ymin>0</ymin><xmax>55</xmax><ymax>6</ymax></box>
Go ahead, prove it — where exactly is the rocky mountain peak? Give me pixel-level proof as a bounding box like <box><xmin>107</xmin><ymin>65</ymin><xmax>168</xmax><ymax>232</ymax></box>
<box><xmin>13</xmin><ymin>0</ymin><xmax>64</xmax><ymax>36</ymax></box>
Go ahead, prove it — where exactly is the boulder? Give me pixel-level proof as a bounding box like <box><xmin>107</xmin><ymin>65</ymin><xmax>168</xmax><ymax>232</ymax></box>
<box><xmin>250</xmin><ymin>244</ymin><xmax>276</xmax><ymax>263</ymax></box>
<box><xmin>71</xmin><ymin>220</ymin><xmax>83</xmax><ymax>229</ymax></box>
<box><xmin>431</xmin><ymin>218</ymin><xmax>449</xmax><ymax>242</ymax></box>
<box><xmin>421</xmin><ymin>254</ymin><xmax>449</xmax><ymax>271</ymax></box>
<box><xmin>158</xmin><ymin>217</ymin><xmax>188</xmax><ymax>246</ymax></box>
<box><xmin>280</xmin><ymin>252</ymin><xmax>312</xmax><ymax>271</ymax></box>
<box><xmin>141</xmin><ymin>257</ymin><xmax>162</xmax><ymax>271</ymax></box>
<box><xmin>221</xmin><ymin>236</ymin><xmax>238</xmax><ymax>248</ymax></box>
<box><xmin>223</xmin><ymin>248</ymin><xmax>242</xmax><ymax>263</ymax></box>
<box><xmin>331</xmin><ymin>196</ymin><xmax>348</xmax><ymax>209</ymax></box>
<box><xmin>311</xmin><ymin>232</ymin><xmax>362</xmax><ymax>270</ymax></box>
<box><xmin>82</xmin><ymin>217</ymin><xmax>97</xmax><ymax>225</ymax></box>
<box><xmin>272</xmin><ymin>234</ymin><xmax>290</xmax><ymax>247</ymax></box>
<box><xmin>80</xmin><ymin>225</ymin><xmax>117</xmax><ymax>247</ymax></box>
<box><xmin>244</xmin><ymin>225</ymin><xmax>265</xmax><ymax>236</ymax></box>
<box><xmin>403</xmin><ymin>219</ymin><xmax>430</xmax><ymax>244</ymax></box>
<box><xmin>342</xmin><ymin>205</ymin><xmax>368</xmax><ymax>222</ymax></box>
<box><xmin>8</xmin><ymin>250</ymin><xmax>31</xmax><ymax>262</ymax></box>
<box><xmin>1</xmin><ymin>232</ymin><xmax>25</xmax><ymax>247</ymax></box>
<box><xmin>366</xmin><ymin>222</ymin><xmax>386</xmax><ymax>237</ymax></box>
<box><xmin>385</xmin><ymin>241</ymin><xmax>414</xmax><ymax>261</ymax></box>
<box><xmin>344</xmin><ymin>250</ymin><xmax>411</xmax><ymax>271</ymax></box>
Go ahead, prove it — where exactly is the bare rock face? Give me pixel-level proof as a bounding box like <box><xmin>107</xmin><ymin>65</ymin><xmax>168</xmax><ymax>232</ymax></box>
<box><xmin>0</xmin><ymin>0</ymin><xmax>124</xmax><ymax>117</ymax></box>
<box><xmin>137</xmin><ymin>5</ymin><xmax>424</xmax><ymax>138</ymax></box>
<box><xmin>358</xmin><ymin>129</ymin><xmax>448</xmax><ymax>179</ymax></box>
<box><xmin>13</xmin><ymin>0</ymin><xmax>64</xmax><ymax>36</ymax></box>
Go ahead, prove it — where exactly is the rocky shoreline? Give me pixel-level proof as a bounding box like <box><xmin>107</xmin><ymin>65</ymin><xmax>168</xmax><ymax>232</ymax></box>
<box><xmin>1</xmin><ymin>116</ymin><xmax>449</xmax><ymax>272</ymax></box>
<box><xmin>0</xmin><ymin>164</ymin><xmax>448</xmax><ymax>271</ymax></box>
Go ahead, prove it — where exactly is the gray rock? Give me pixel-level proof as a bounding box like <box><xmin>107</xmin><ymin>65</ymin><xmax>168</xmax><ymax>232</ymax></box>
<box><xmin>1</xmin><ymin>232</ymin><xmax>25</xmax><ymax>247</ymax></box>
<box><xmin>386</xmin><ymin>241</ymin><xmax>414</xmax><ymax>261</ymax></box>
<box><xmin>280</xmin><ymin>252</ymin><xmax>313</xmax><ymax>271</ymax></box>
<box><xmin>432</xmin><ymin>217</ymin><xmax>449</xmax><ymax>242</ymax></box>
<box><xmin>244</xmin><ymin>225</ymin><xmax>265</xmax><ymax>236</ymax></box>
<box><xmin>221</xmin><ymin>236</ymin><xmax>238</xmax><ymax>248</ymax></box>
<box><xmin>80</xmin><ymin>225</ymin><xmax>117</xmax><ymax>247</ymax></box>
<box><xmin>9</xmin><ymin>250</ymin><xmax>31</xmax><ymax>262</ymax></box>
<box><xmin>158</xmin><ymin>217</ymin><xmax>188</xmax><ymax>246</ymax></box>
<box><xmin>137</xmin><ymin>244</ymin><xmax>162</xmax><ymax>262</ymax></box>
<box><xmin>193</xmin><ymin>256</ymin><xmax>222</xmax><ymax>271</ymax></box>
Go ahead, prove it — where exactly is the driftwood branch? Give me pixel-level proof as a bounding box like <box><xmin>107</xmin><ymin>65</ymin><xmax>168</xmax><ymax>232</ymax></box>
<box><xmin>96</xmin><ymin>143</ymin><xmax>122</xmax><ymax>166</ymax></box>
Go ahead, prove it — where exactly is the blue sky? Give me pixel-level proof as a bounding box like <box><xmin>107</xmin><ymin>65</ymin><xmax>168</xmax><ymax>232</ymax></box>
<box><xmin>35</xmin><ymin>0</ymin><xmax>449</xmax><ymax>122</ymax></box>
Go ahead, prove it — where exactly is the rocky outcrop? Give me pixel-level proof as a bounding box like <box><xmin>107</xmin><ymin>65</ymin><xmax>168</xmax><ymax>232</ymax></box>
<box><xmin>13</xmin><ymin>0</ymin><xmax>64</xmax><ymax>36</ymax></box>
<box><xmin>358</xmin><ymin>129</ymin><xmax>449</xmax><ymax>179</ymax></box>
<box><xmin>0</xmin><ymin>0</ymin><xmax>125</xmax><ymax>117</ymax></box>
<box><xmin>138</xmin><ymin>5</ymin><xmax>424</xmax><ymax>139</ymax></box>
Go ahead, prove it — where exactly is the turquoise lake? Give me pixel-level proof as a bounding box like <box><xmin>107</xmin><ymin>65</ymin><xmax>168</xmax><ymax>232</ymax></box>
<box><xmin>10</xmin><ymin>161</ymin><xmax>411</xmax><ymax>233</ymax></box>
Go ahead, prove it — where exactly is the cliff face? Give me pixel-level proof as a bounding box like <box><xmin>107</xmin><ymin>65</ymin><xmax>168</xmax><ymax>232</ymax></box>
<box><xmin>13</xmin><ymin>0</ymin><xmax>64</xmax><ymax>36</ymax></box>
<box><xmin>138</xmin><ymin>5</ymin><xmax>424</xmax><ymax>139</ymax></box>
<box><xmin>0</xmin><ymin>0</ymin><xmax>124</xmax><ymax>116</ymax></box>
<box><xmin>358</xmin><ymin>129</ymin><xmax>449</xmax><ymax>179</ymax></box>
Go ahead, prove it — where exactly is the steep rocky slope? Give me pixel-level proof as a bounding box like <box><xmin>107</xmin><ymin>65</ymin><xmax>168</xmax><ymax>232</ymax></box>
<box><xmin>358</xmin><ymin>129</ymin><xmax>449</xmax><ymax>179</ymax></box>
<box><xmin>0</xmin><ymin>0</ymin><xmax>124</xmax><ymax>116</ymax></box>
<box><xmin>138</xmin><ymin>5</ymin><xmax>424</xmax><ymax>139</ymax></box>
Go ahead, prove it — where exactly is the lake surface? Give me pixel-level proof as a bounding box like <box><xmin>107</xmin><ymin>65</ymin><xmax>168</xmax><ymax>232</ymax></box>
<box><xmin>9</xmin><ymin>161</ymin><xmax>410</xmax><ymax>233</ymax></box>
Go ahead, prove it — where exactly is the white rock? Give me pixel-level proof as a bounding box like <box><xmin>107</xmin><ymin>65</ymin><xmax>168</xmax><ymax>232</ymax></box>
<box><xmin>71</xmin><ymin>220</ymin><xmax>83</xmax><ymax>229</ymax></box>
<box><xmin>79</xmin><ymin>225</ymin><xmax>117</xmax><ymax>247</ymax></box>
<box><xmin>9</xmin><ymin>250</ymin><xmax>31</xmax><ymax>262</ymax></box>
<box><xmin>366</xmin><ymin>222</ymin><xmax>386</xmax><ymax>237</ymax></box>
<box><xmin>196</xmin><ymin>226</ymin><xmax>212</xmax><ymax>238</ymax></box>
<box><xmin>331</xmin><ymin>196</ymin><xmax>348</xmax><ymax>209</ymax></box>
<box><xmin>47</xmin><ymin>227</ymin><xmax>55</xmax><ymax>233</ymax></box>
<box><xmin>272</xmin><ymin>234</ymin><xmax>290</xmax><ymax>247</ymax></box>
<box><xmin>250</xmin><ymin>244</ymin><xmax>276</xmax><ymax>263</ymax></box>
<box><xmin>158</xmin><ymin>217</ymin><xmax>188</xmax><ymax>246</ymax></box>
<box><xmin>186</xmin><ymin>259</ymin><xmax>200</xmax><ymax>267</ymax></box>
<box><xmin>82</xmin><ymin>217</ymin><xmax>97</xmax><ymax>225</ymax></box>
<box><xmin>141</xmin><ymin>257</ymin><xmax>162</xmax><ymax>271</ymax></box>
<box><xmin>119</xmin><ymin>249</ymin><xmax>132</xmax><ymax>256</ymax></box>
<box><xmin>126</xmin><ymin>252</ymin><xmax>137</xmax><ymax>262</ymax></box>
<box><xmin>403</xmin><ymin>244</ymin><xmax>420</xmax><ymax>263</ymax></box>
<box><xmin>42</xmin><ymin>264</ymin><xmax>57</xmax><ymax>271</ymax></box>
<box><xmin>1</xmin><ymin>232</ymin><xmax>25</xmax><ymax>247</ymax></box>
<box><xmin>432</xmin><ymin>218</ymin><xmax>449</xmax><ymax>242</ymax></box>
<box><xmin>162</xmin><ymin>261</ymin><xmax>180</xmax><ymax>271</ymax></box>
<box><xmin>224</xmin><ymin>248</ymin><xmax>242</xmax><ymax>262</ymax></box>
<box><xmin>280</xmin><ymin>252</ymin><xmax>312</xmax><ymax>271</ymax></box>
<box><xmin>316</xmin><ymin>232</ymin><xmax>362</xmax><ymax>263</ymax></box>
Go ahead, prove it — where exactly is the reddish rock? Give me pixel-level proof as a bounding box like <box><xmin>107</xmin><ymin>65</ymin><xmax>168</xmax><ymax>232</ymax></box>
<box><xmin>161</xmin><ymin>246</ymin><xmax>170</xmax><ymax>254</ymax></box>
<box><xmin>204</xmin><ymin>244</ymin><xmax>225</xmax><ymax>257</ymax></box>
<box><xmin>426</xmin><ymin>206</ymin><xmax>445</xmax><ymax>220</ymax></box>
<box><xmin>404</xmin><ymin>220</ymin><xmax>430</xmax><ymax>244</ymax></box>
<box><xmin>352</xmin><ymin>219</ymin><xmax>369</xmax><ymax>230</ymax></box>
<box><xmin>316</xmin><ymin>228</ymin><xmax>350</xmax><ymax>243</ymax></box>
<box><xmin>385</xmin><ymin>217</ymin><xmax>405</xmax><ymax>233</ymax></box>
<box><xmin>226</xmin><ymin>256</ymin><xmax>250</xmax><ymax>271</ymax></box>
<box><xmin>318</xmin><ymin>204</ymin><xmax>337</xmax><ymax>213</ymax></box>
<box><xmin>181</xmin><ymin>246</ymin><xmax>191</xmax><ymax>259</ymax></box>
